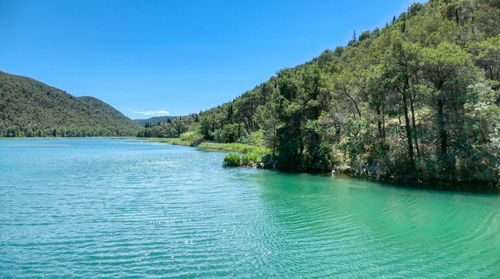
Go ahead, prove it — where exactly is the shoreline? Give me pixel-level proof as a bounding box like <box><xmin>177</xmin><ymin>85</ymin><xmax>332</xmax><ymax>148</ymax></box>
<box><xmin>0</xmin><ymin>136</ymin><xmax>139</xmax><ymax>139</ymax></box>
<box><xmin>144</xmin><ymin>138</ymin><xmax>271</xmax><ymax>155</ymax></box>
<box><xmin>2</xmin><ymin>136</ymin><xmax>498</xmax><ymax>193</ymax></box>
<box><xmin>144</xmin><ymin>137</ymin><xmax>500</xmax><ymax>194</ymax></box>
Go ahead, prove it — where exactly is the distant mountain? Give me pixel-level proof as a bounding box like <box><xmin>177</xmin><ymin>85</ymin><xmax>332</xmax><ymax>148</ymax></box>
<box><xmin>135</xmin><ymin>116</ymin><xmax>178</xmax><ymax>127</ymax></box>
<box><xmin>0</xmin><ymin>71</ymin><xmax>140</xmax><ymax>137</ymax></box>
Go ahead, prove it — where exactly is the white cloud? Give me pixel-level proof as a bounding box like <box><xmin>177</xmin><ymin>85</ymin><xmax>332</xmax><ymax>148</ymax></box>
<box><xmin>131</xmin><ymin>110</ymin><xmax>170</xmax><ymax>116</ymax></box>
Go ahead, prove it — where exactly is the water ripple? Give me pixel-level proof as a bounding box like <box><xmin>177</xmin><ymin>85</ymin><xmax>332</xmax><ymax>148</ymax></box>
<box><xmin>0</xmin><ymin>138</ymin><xmax>498</xmax><ymax>278</ymax></box>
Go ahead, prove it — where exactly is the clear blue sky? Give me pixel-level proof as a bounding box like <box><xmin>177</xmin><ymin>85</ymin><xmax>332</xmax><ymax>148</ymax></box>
<box><xmin>0</xmin><ymin>0</ymin><xmax>421</xmax><ymax>119</ymax></box>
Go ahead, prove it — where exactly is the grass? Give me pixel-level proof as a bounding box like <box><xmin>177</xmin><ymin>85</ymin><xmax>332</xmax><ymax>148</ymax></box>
<box><xmin>242</xmin><ymin>152</ymin><xmax>261</xmax><ymax>164</ymax></box>
<box><xmin>223</xmin><ymin>153</ymin><xmax>241</xmax><ymax>167</ymax></box>
<box><xmin>143</xmin><ymin>138</ymin><xmax>272</xmax><ymax>167</ymax></box>
<box><xmin>197</xmin><ymin>142</ymin><xmax>270</xmax><ymax>156</ymax></box>
<box><xmin>145</xmin><ymin>137</ymin><xmax>191</xmax><ymax>146</ymax></box>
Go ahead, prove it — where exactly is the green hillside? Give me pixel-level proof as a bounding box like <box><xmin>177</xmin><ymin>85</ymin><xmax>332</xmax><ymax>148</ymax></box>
<box><xmin>138</xmin><ymin>0</ymin><xmax>500</xmax><ymax>189</ymax></box>
<box><xmin>0</xmin><ymin>71</ymin><xmax>140</xmax><ymax>137</ymax></box>
<box><xmin>135</xmin><ymin>116</ymin><xmax>178</xmax><ymax>127</ymax></box>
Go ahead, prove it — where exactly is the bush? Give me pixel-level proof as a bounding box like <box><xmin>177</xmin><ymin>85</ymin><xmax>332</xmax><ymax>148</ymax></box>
<box><xmin>180</xmin><ymin>131</ymin><xmax>203</xmax><ymax>146</ymax></box>
<box><xmin>240</xmin><ymin>130</ymin><xmax>264</xmax><ymax>146</ymax></box>
<box><xmin>223</xmin><ymin>153</ymin><xmax>241</xmax><ymax>167</ymax></box>
<box><xmin>242</xmin><ymin>153</ymin><xmax>261</xmax><ymax>165</ymax></box>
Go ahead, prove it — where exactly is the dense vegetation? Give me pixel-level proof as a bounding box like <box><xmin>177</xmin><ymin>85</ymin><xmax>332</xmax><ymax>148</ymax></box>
<box><xmin>135</xmin><ymin>116</ymin><xmax>178</xmax><ymax>127</ymax></box>
<box><xmin>136</xmin><ymin>114</ymin><xmax>203</xmax><ymax>139</ymax></box>
<box><xmin>139</xmin><ymin>0</ymin><xmax>499</xmax><ymax>189</ymax></box>
<box><xmin>0</xmin><ymin>71</ymin><xmax>140</xmax><ymax>137</ymax></box>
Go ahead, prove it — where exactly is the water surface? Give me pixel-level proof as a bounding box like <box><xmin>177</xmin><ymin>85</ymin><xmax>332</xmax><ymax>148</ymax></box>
<box><xmin>0</xmin><ymin>138</ymin><xmax>498</xmax><ymax>278</ymax></box>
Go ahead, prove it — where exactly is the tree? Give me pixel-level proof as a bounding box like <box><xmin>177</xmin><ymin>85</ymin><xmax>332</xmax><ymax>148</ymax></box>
<box><xmin>421</xmin><ymin>42</ymin><xmax>481</xmax><ymax>180</ymax></box>
<box><xmin>332</xmin><ymin>69</ymin><xmax>362</xmax><ymax>118</ymax></box>
<box><xmin>382</xmin><ymin>38</ymin><xmax>422</xmax><ymax>167</ymax></box>
<box><xmin>468</xmin><ymin>35</ymin><xmax>500</xmax><ymax>82</ymax></box>
<box><xmin>200</xmin><ymin>114</ymin><xmax>218</xmax><ymax>140</ymax></box>
<box><xmin>256</xmin><ymin>89</ymin><xmax>282</xmax><ymax>156</ymax></box>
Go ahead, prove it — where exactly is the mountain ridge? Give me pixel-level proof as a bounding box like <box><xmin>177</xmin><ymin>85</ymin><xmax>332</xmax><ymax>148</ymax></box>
<box><xmin>0</xmin><ymin>71</ymin><xmax>140</xmax><ymax>137</ymax></box>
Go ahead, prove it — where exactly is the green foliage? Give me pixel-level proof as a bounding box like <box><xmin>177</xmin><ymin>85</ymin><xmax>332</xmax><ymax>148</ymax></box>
<box><xmin>214</xmin><ymin>123</ymin><xmax>246</xmax><ymax>143</ymax></box>
<box><xmin>223</xmin><ymin>153</ymin><xmax>241</xmax><ymax>167</ymax></box>
<box><xmin>198</xmin><ymin>142</ymin><xmax>270</xmax><ymax>157</ymax></box>
<box><xmin>199</xmin><ymin>114</ymin><xmax>218</xmax><ymax>140</ymax></box>
<box><xmin>136</xmin><ymin>0</ymin><xmax>500</xmax><ymax>189</ymax></box>
<box><xmin>146</xmin><ymin>137</ymin><xmax>191</xmax><ymax>146</ymax></box>
<box><xmin>136</xmin><ymin>115</ymin><xmax>196</xmax><ymax>138</ymax></box>
<box><xmin>240</xmin><ymin>130</ymin><xmax>265</xmax><ymax>146</ymax></box>
<box><xmin>180</xmin><ymin>131</ymin><xmax>203</xmax><ymax>146</ymax></box>
<box><xmin>242</xmin><ymin>153</ymin><xmax>261</xmax><ymax>165</ymax></box>
<box><xmin>0</xmin><ymin>72</ymin><xmax>140</xmax><ymax>137</ymax></box>
<box><xmin>135</xmin><ymin>116</ymin><xmax>177</xmax><ymax>127</ymax></box>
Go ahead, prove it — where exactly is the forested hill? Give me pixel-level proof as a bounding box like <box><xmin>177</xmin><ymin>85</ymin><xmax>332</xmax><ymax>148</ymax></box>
<box><xmin>135</xmin><ymin>116</ymin><xmax>178</xmax><ymax>127</ymax></box>
<box><xmin>0</xmin><ymin>71</ymin><xmax>140</xmax><ymax>137</ymax></box>
<box><xmin>138</xmin><ymin>0</ymin><xmax>499</xmax><ymax>190</ymax></box>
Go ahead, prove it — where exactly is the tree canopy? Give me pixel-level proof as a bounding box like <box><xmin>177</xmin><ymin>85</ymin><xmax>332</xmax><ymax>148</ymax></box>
<box><xmin>139</xmin><ymin>0</ymin><xmax>499</xmax><ymax>189</ymax></box>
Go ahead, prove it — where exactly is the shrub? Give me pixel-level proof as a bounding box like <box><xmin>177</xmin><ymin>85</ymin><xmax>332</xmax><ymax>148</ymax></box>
<box><xmin>242</xmin><ymin>152</ymin><xmax>261</xmax><ymax>165</ymax></box>
<box><xmin>240</xmin><ymin>130</ymin><xmax>264</xmax><ymax>146</ymax></box>
<box><xmin>180</xmin><ymin>131</ymin><xmax>203</xmax><ymax>146</ymax></box>
<box><xmin>223</xmin><ymin>153</ymin><xmax>241</xmax><ymax>167</ymax></box>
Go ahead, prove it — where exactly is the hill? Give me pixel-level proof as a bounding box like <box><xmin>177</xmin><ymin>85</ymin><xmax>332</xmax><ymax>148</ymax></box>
<box><xmin>138</xmin><ymin>0</ymin><xmax>499</xmax><ymax>190</ymax></box>
<box><xmin>0</xmin><ymin>71</ymin><xmax>140</xmax><ymax>137</ymax></box>
<box><xmin>135</xmin><ymin>116</ymin><xmax>178</xmax><ymax>127</ymax></box>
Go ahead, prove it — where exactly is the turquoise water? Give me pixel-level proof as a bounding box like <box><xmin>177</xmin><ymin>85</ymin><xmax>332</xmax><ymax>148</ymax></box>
<box><xmin>0</xmin><ymin>138</ymin><xmax>498</xmax><ymax>278</ymax></box>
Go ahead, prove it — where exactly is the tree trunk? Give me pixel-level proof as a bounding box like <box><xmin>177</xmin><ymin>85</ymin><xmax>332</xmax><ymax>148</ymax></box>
<box><xmin>376</xmin><ymin>106</ymin><xmax>382</xmax><ymax>138</ymax></box>
<box><xmin>297</xmin><ymin>120</ymin><xmax>303</xmax><ymax>157</ymax></box>
<box><xmin>272</xmin><ymin>133</ymin><xmax>276</xmax><ymax>157</ymax></box>
<box><xmin>409</xmin><ymin>90</ymin><xmax>420</xmax><ymax>159</ymax></box>
<box><xmin>437</xmin><ymin>99</ymin><xmax>447</xmax><ymax>156</ymax></box>
<box><xmin>382</xmin><ymin>104</ymin><xmax>386</xmax><ymax>139</ymax></box>
<box><xmin>343</xmin><ymin>86</ymin><xmax>362</xmax><ymax>117</ymax></box>
<box><xmin>402</xmin><ymin>84</ymin><xmax>414</xmax><ymax>166</ymax></box>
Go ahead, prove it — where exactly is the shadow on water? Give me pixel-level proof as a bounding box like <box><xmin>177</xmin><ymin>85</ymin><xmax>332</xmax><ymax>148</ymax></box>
<box><xmin>247</xmin><ymin>171</ymin><xmax>500</xmax><ymax>277</ymax></box>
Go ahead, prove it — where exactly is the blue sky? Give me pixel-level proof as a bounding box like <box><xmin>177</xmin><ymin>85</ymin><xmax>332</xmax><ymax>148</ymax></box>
<box><xmin>0</xmin><ymin>0</ymin><xmax>421</xmax><ymax>119</ymax></box>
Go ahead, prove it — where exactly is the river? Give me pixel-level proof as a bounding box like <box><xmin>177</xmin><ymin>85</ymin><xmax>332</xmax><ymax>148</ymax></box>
<box><xmin>0</xmin><ymin>138</ymin><xmax>498</xmax><ymax>278</ymax></box>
